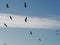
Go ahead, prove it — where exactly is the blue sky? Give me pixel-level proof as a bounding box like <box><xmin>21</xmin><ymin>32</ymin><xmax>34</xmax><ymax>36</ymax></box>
<box><xmin>0</xmin><ymin>0</ymin><xmax>60</xmax><ymax>45</ymax></box>
<box><xmin>0</xmin><ymin>0</ymin><xmax>60</xmax><ymax>17</ymax></box>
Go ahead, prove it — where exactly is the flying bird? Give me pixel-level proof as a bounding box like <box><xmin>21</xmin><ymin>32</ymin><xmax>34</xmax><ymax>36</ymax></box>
<box><xmin>4</xmin><ymin>43</ymin><xmax>7</xmax><ymax>45</ymax></box>
<box><xmin>6</xmin><ymin>4</ymin><xmax>9</xmax><ymax>8</ymax></box>
<box><xmin>56</xmin><ymin>33</ymin><xmax>59</xmax><ymax>35</ymax></box>
<box><xmin>38</xmin><ymin>38</ymin><xmax>42</xmax><ymax>41</ymax></box>
<box><xmin>56</xmin><ymin>30</ymin><xmax>60</xmax><ymax>32</ymax></box>
<box><xmin>24</xmin><ymin>2</ymin><xmax>27</xmax><ymax>8</ymax></box>
<box><xmin>25</xmin><ymin>17</ymin><xmax>27</xmax><ymax>22</ymax></box>
<box><xmin>56</xmin><ymin>30</ymin><xmax>58</xmax><ymax>32</ymax></box>
<box><xmin>30</xmin><ymin>31</ymin><xmax>33</xmax><ymax>35</ymax></box>
<box><xmin>4</xmin><ymin>23</ymin><xmax>7</xmax><ymax>27</ymax></box>
<box><xmin>9</xmin><ymin>16</ymin><xmax>12</xmax><ymax>20</ymax></box>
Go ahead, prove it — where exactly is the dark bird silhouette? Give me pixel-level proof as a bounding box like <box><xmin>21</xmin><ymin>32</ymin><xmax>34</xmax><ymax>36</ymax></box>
<box><xmin>56</xmin><ymin>33</ymin><xmax>59</xmax><ymax>35</ymax></box>
<box><xmin>56</xmin><ymin>30</ymin><xmax>58</xmax><ymax>32</ymax></box>
<box><xmin>38</xmin><ymin>38</ymin><xmax>42</xmax><ymax>41</ymax></box>
<box><xmin>9</xmin><ymin>16</ymin><xmax>12</xmax><ymax>20</ymax></box>
<box><xmin>6</xmin><ymin>4</ymin><xmax>9</xmax><ymax>8</ymax></box>
<box><xmin>56</xmin><ymin>29</ymin><xmax>60</xmax><ymax>32</ymax></box>
<box><xmin>24</xmin><ymin>2</ymin><xmax>27</xmax><ymax>8</ymax></box>
<box><xmin>30</xmin><ymin>31</ymin><xmax>32</xmax><ymax>35</ymax></box>
<box><xmin>25</xmin><ymin>17</ymin><xmax>27</xmax><ymax>22</ymax></box>
<box><xmin>4</xmin><ymin>23</ymin><xmax>7</xmax><ymax>27</ymax></box>
<box><xmin>4</xmin><ymin>43</ymin><xmax>7</xmax><ymax>45</ymax></box>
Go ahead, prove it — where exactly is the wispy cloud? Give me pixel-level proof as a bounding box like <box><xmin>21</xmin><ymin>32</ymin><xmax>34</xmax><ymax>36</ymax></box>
<box><xmin>0</xmin><ymin>13</ymin><xmax>60</xmax><ymax>29</ymax></box>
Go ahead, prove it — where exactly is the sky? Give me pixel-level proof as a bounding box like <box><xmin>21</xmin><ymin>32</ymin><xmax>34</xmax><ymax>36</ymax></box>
<box><xmin>0</xmin><ymin>0</ymin><xmax>60</xmax><ymax>45</ymax></box>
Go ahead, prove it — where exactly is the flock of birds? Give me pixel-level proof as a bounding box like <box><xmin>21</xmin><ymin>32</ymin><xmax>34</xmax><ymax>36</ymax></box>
<box><xmin>1</xmin><ymin>1</ymin><xmax>59</xmax><ymax>45</ymax></box>
<box><xmin>3</xmin><ymin>16</ymin><xmax>12</xmax><ymax>27</ymax></box>
<box><xmin>3</xmin><ymin>2</ymin><xmax>34</xmax><ymax>45</ymax></box>
<box><xmin>4</xmin><ymin>30</ymin><xmax>42</xmax><ymax>45</ymax></box>
<box><xmin>3</xmin><ymin>2</ymin><xmax>27</xmax><ymax>27</ymax></box>
<box><xmin>3</xmin><ymin>29</ymin><xmax>60</xmax><ymax>45</ymax></box>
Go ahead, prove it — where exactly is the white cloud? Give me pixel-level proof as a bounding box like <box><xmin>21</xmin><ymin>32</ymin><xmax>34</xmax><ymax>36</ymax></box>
<box><xmin>0</xmin><ymin>13</ymin><xmax>60</xmax><ymax>29</ymax></box>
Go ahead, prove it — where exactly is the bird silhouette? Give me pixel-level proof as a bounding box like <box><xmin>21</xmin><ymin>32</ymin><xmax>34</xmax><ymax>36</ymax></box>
<box><xmin>24</xmin><ymin>2</ymin><xmax>27</xmax><ymax>8</ymax></box>
<box><xmin>25</xmin><ymin>17</ymin><xmax>27</xmax><ymax>23</ymax></box>
<box><xmin>38</xmin><ymin>38</ymin><xmax>42</xmax><ymax>41</ymax></box>
<box><xmin>9</xmin><ymin>16</ymin><xmax>12</xmax><ymax>20</ymax></box>
<box><xmin>4</xmin><ymin>43</ymin><xmax>7</xmax><ymax>45</ymax></box>
<box><xmin>56</xmin><ymin>30</ymin><xmax>58</xmax><ymax>32</ymax></box>
<box><xmin>4</xmin><ymin>23</ymin><xmax>7</xmax><ymax>27</ymax></box>
<box><xmin>56</xmin><ymin>33</ymin><xmax>59</xmax><ymax>35</ymax></box>
<box><xmin>6</xmin><ymin>4</ymin><xmax>9</xmax><ymax>8</ymax></box>
<box><xmin>30</xmin><ymin>31</ymin><xmax>32</xmax><ymax>35</ymax></box>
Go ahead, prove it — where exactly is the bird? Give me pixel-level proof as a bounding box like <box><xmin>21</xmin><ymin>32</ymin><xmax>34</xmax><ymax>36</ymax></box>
<box><xmin>6</xmin><ymin>4</ymin><xmax>9</xmax><ymax>8</ymax></box>
<box><xmin>25</xmin><ymin>17</ymin><xmax>27</xmax><ymax>23</ymax></box>
<box><xmin>38</xmin><ymin>38</ymin><xmax>42</xmax><ymax>41</ymax></box>
<box><xmin>56</xmin><ymin>30</ymin><xmax>58</xmax><ymax>32</ymax></box>
<box><xmin>30</xmin><ymin>31</ymin><xmax>33</xmax><ymax>35</ymax></box>
<box><xmin>4</xmin><ymin>23</ymin><xmax>7</xmax><ymax>27</ymax></box>
<box><xmin>4</xmin><ymin>43</ymin><xmax>7</xmax><ymax>45</ymax></box>
<box><xmin>56</xmin><ymin>33</ymin><xmax>59</xmax><ymax>35</ymax></box>
<box><xmin>24</xmin><ymin>2</ymin><xmax>27</xmax><ymax>8</ymax></box>
<box><xmin>9</xmin><ymin>16</ymin><xmax>12</xmax><ymax>20</ymax></box>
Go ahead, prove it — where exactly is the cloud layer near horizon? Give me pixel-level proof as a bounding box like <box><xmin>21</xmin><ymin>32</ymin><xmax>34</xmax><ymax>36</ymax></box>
<box><xmin>0</xmin><ymin>13</ymin><xmax>60</xmax><ymax>29</ymax></box>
